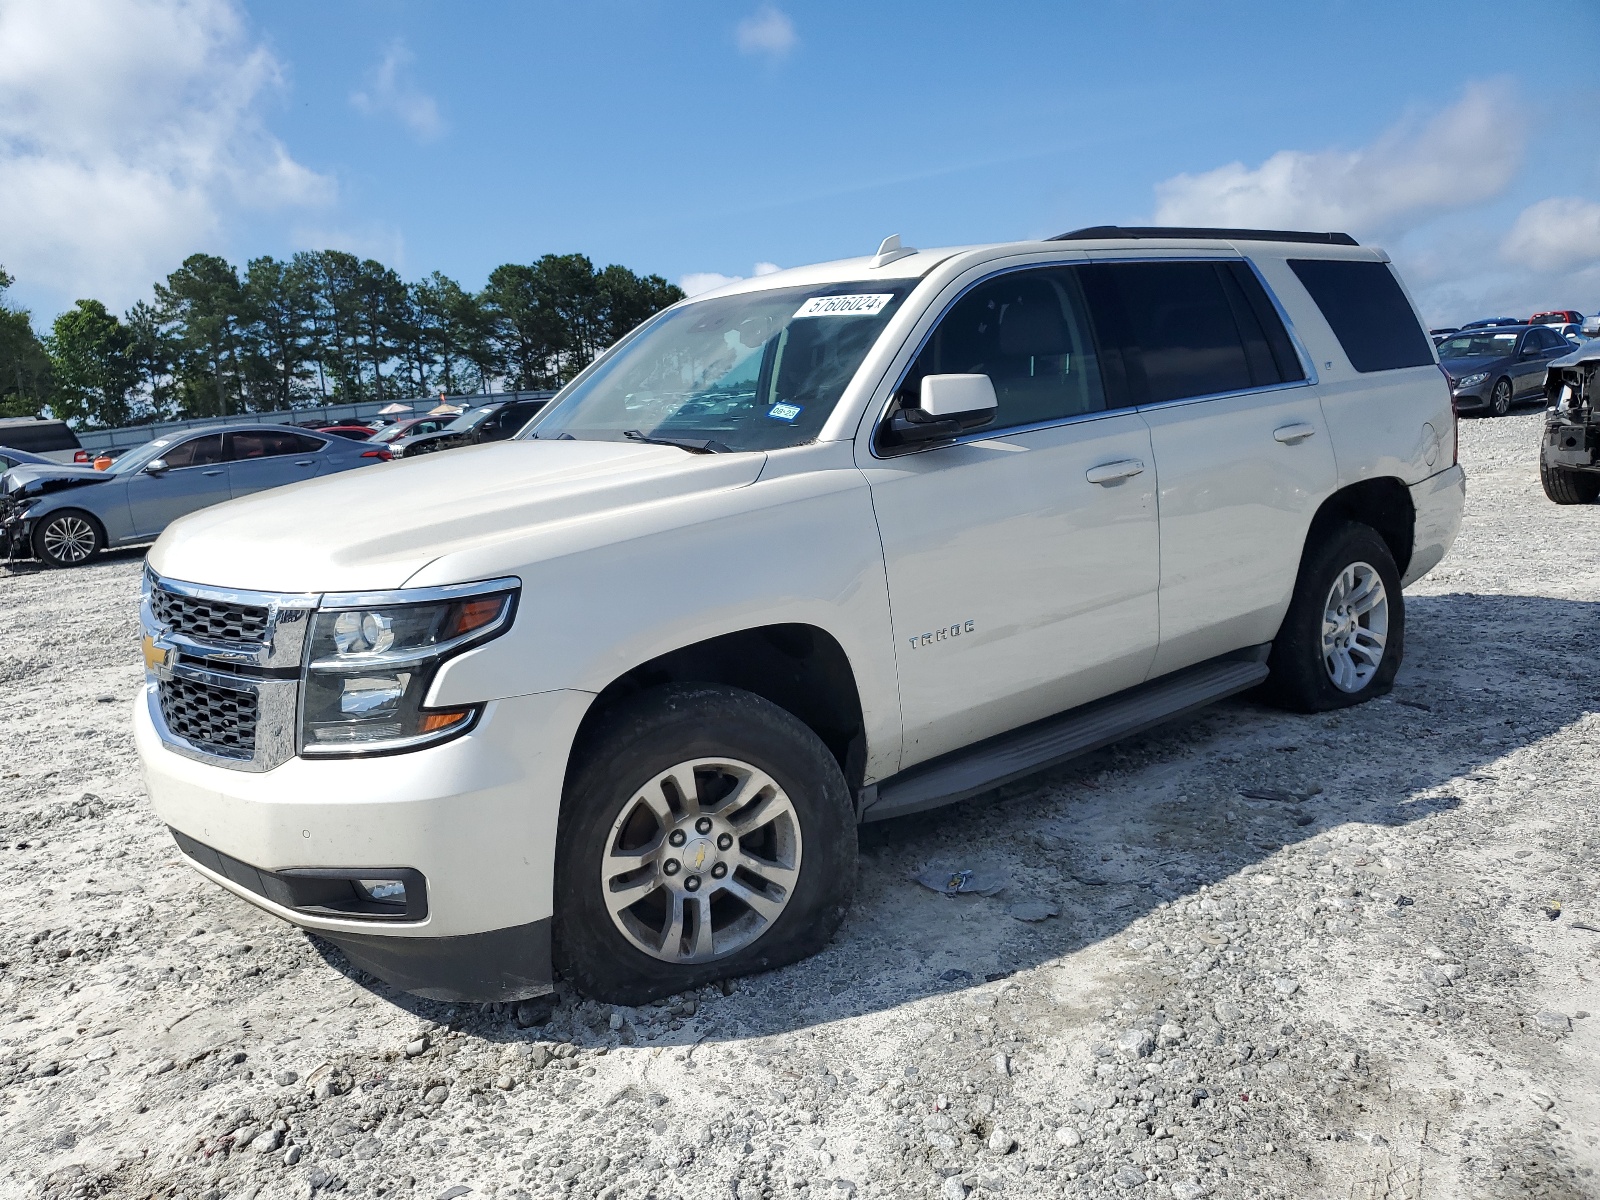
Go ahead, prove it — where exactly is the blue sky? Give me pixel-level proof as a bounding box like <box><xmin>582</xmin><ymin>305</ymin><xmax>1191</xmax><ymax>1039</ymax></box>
<box><xmin>3</xmin><ymin>0</ymin><xmax>1599</xmax><ymax>325</ymax></box>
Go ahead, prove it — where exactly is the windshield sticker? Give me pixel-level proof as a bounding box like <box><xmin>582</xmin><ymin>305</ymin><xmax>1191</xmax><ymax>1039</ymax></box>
<box><xmin>793</xmin><ymin>293</ymin><xmax>894</xmax><ymax>319</ymax></box>
<box><xmin>768</xmin><ymin>403</ymin><xmax>802</xmax><ymax>422</ymax></box>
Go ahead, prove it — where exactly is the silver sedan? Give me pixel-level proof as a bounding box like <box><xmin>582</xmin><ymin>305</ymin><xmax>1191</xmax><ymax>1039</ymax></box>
<box><xmin>1</xmin><ymin>425</ymin><xmax>391</xmax><ymax>567</ymax></box>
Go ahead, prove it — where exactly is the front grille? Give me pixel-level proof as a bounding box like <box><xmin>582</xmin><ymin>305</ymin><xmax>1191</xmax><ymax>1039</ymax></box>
<box><xmin>151</xmin><ymin>586</ymin><xmax>269</xmax><ymax>643</ymax></box>
<box><xmin>158</xmin><ymin>677</ymin><xmax>259</xmax><ymax>756</ymax></box>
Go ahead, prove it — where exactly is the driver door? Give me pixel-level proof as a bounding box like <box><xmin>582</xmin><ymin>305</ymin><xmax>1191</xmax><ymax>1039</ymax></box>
<box><xmin>125</xmin><ymin>433</ymin><xmax>231</xmax><ymax>538</ymax></box>
<box><xmin>860</xmin><ymin>264</ymin><xmax>1161</xmax><ymax>768</ymax></box>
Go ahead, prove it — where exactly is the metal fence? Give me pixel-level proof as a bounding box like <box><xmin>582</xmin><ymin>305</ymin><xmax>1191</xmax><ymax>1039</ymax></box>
<box><xmin>74</xmin><ymin>391</ymin><xmax>555</xmax><ymax>454</ymax></box>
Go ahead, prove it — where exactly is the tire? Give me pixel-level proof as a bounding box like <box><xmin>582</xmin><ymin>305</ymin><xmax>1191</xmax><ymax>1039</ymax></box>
<box><xmin>1489</xmin><ymin>378</ymin><xmax>1513</xmax><ymax>417</ymax></box>
<box><xmin>1262</xmin><ymin>521</ymin><xmax>1404</xmax><ymax>713</ymax></box>
<box><xmin>553</xmin><ymin>684</ymin><xmax>857</xmax><ymax>1004</ymax></box>
<box><xmin>1540</xmin><ymin>459</ymin><xmax>1600</xmax><ymax>504</ymax></box>
<box><xmin>33</xmin><ymin>509</ymin><xmax>104</xmax><ymax>567</ymax></box>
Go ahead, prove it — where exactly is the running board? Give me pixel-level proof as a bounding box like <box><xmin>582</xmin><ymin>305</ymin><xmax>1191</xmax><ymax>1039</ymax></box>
<box><xmin>859</xmin><ymin>650</ymin><xmax>1270</xmax><ymax>823</ymax></box>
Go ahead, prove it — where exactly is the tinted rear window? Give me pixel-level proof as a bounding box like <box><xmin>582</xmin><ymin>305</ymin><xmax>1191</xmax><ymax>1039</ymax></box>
<box><xmin>0</xmin><ymin>420</ymin><xmax>80</xmax><ymax>452</ymax></box>
<box><xmin>1287</xmin><ymin>259</ymin><xmax>1433</xmax><ymax>373</ymax></box>
<box><xmin>1097</xmin><ymin>261</ymin><xmax>1304</xmax><ymax>404</ymax></box>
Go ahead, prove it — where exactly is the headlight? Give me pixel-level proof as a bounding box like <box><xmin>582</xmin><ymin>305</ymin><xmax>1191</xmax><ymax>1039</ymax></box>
<box><xmin>1455</xmin><ymin>372</ymin><xmax>1489</xmax><ymax>389</ymax></box>
<box><xmin>298</xmin><ymin>579</ymin><xmax>518</xmax><ymax>756</ymax></box>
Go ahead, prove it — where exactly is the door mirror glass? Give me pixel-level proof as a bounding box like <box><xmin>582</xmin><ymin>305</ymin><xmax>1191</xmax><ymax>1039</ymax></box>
<box><xmin>144</xmin><ymin>458</ymin><xmax>169</xmax><ymax>475</ymax></box>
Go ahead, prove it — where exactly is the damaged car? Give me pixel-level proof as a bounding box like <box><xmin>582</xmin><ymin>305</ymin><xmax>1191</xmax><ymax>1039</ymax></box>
<box><xmin>1541</xmin><ymin>338</ymin><xmax>1600</xmax><ymax>504</ymax></box>
<box><xmin>3</xmin><ymin>425</ymin><xmax>390</xmax><ymax>567</ymax></box>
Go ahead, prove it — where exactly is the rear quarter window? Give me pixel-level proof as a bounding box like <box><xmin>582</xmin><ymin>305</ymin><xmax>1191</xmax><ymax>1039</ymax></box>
<box><xmin>1287</xmin><ymin>259</ymin><xmax>1433</xmax><ymax>373</ymax></box>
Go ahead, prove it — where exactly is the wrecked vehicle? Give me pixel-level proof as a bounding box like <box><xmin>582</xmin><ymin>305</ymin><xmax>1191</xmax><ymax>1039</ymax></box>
<box><xmin>2</xmin><ymin>425</ymin><xmax>389</xmax><ymax>567</ymax></box>
<box><xmin>1541</xmin><ymin>338</ymin><xmax>1600</xmax><ymax>504</ymax></box>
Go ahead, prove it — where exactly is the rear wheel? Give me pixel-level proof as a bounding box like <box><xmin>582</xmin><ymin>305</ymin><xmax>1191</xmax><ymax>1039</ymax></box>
<box><xmin>1489</xmin><ymin>378</ymin><xmax>1513</xmax><ymax>417</ymax></box>
<box><xmin>1262</xmin><ymin>521</ymin><xmax>1404</xmax><ymax>712</ymax></box>
<box><xmin>1540</xmin><ymin>459</ymin><xmax>1600</xmax><ymax>504</ymax></box>
<box><xmin>553</xmin><ymin>684</ymin><xmax>856</xmax><ymax>1004</ymax></box>
<box><xmin>33</xmin><ymin>509</ymin><xmax>103</xmax><ymax>567</ymax></box>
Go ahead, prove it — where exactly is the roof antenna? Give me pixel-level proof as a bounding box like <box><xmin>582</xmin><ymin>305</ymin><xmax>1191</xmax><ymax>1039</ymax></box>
<box><xmin>870</xmin><ymin>233</ymin><xmax>917</xmax><ymax>268</ymax></box>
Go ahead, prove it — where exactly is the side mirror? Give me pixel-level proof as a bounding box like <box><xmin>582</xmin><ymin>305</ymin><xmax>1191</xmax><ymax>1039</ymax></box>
<box><xmin>144</xmin><ymin>458</ymin><xmax>169</xmax><ymax>475</ymax></box>
<box><xmin>886</xmin><ymin>374</ymin><xmax>998</xmax><ymax>445</ymax></box>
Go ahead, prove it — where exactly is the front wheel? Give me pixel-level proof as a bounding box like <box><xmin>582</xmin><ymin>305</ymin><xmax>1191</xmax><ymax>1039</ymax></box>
<box><xmin>553</xmin><ymin>684</ymin><xmax>857</xmax><ymax>1004</ymax></box>
<box><xmin>1262</xmin><ymin>521</ymin><xmax>1404</xmax><ymax>713</ymax></box>
<box><xmin>1489</xmin><ymin>378</ymin><xmax>1513</xmax><ymax>417</ymax></box>
<box><xmin>33</xmin><ymin>509</ymin><xmax>104</xmax><ymax>567</ymax></box>
<box><xmin>1540</xmin><ymin>459</ymin><xmax>1600</xmax><ymax>504</ymax></box>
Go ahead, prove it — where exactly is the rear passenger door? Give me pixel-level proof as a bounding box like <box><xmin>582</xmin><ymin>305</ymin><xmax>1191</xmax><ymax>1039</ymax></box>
<box><xmin>1092</xmin><ymin>257</ymin><xmax>1338</xmax><ymax>678</ymax></box>
<box><xmin>225</xmin><ymin>430</ymin><xmax>327</xmax><ymax>497</ymax></box>
<box><xmin>864</xmin><ymin>263</ymin><xmax>1162</xmax><ymax>766</ymax></box>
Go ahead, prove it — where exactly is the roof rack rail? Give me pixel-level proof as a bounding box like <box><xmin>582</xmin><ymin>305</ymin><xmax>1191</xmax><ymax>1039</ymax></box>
<box><xmin>1050</xmin><ymin>225</ymin><xmax>1359</xmax><ymax>246</ymax></box>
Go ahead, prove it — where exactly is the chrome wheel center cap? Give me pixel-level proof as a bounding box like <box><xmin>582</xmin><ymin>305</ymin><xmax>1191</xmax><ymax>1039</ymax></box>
<box><xmin>680</xmin><ymin>836</ymin><xmax>716</xmax><ymax>875</ymax></box>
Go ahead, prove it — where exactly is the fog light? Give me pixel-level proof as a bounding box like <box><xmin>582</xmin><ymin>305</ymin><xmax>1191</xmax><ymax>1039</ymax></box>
<box><xmin>359</xmin><ymin>879</ymin><xmax>406</xmax><ymax>904</ymax></box>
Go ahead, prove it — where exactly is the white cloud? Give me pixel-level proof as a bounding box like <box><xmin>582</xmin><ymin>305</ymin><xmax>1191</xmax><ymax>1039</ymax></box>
<box><xmin>736</xmin><ymin>4</ymin><xmax>797</xmax><ymax>58</ymax></box>
<box><xmin>1152</xmin><ymin>80</ymin><xmax>1522</xmax><ymax>238</ymax></box>
<box><xmin>0</xmin><ymin>0</ymin><xmax>332</xmax><ymax>310</ymax></box>
<box><xmin>1501</xmin><ymin>197</ymin><xmax>1600</xmax><ymax>274</ymax></box>
<box><xmin>678</xmin><ymin>261</ymin><xmax>784</xmax><ymax>298</ymax></box>
<box><xmin>350</xmin><ymin>40</ymin><xmax>444</xmax><ymax>142</ymax></box>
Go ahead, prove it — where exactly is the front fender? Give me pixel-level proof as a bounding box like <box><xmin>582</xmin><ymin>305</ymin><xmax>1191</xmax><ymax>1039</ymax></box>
<box><xmin>417</xmin><ymin>445</ymin><xmax>904</xmax><ymax>782</ymax></box>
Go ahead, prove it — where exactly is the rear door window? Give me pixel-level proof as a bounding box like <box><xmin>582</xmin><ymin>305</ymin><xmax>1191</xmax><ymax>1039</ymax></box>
<box><xmin>894</xmin><ymin>265</ymin><xmax>1108</xmax><ymax>433</ymax></box>
<box><xmin>228</xmin><ymin>430</ymin><xmax>324</xmax><ymax>459</ymax></box>
<box><xmin>1287</xmin><ymin>258</ymin><xmax>1433</xmax><ymax>372</ymax></box>
<box><xmin>160</xmin><ymin>434</ymin><xmax>226</xmax><ymax>468</ymax></box>
<box><xmin>1096</xmin><ymin>261</ymin><xmax>1300</xmax><ymax>405</ymax></box>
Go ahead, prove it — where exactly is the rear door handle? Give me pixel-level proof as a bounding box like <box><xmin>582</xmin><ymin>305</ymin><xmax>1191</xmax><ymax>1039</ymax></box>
<box><xmin>202</xmin><ymin>469</ymin><xmax>224</xmax><ymax>476</ymax></box>
<box><xmin>1273</xmin><ymin>423</ymin><xmax>1317</xmax><ymax>444</ymax></box>
<box><xmin>1085</xmin><ymin>458</ymin><xmax>1146</xmax><ymax>485</ymax></box>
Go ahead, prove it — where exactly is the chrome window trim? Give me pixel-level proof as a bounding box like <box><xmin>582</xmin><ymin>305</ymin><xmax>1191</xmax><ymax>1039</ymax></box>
<box><xmin>319</xmin><ymin>575</ymin><xmax>522</xmax><ymax>611</ymax></box>
<box><xmin>866</xmin><ymin>253</ymin><xmax>1323</xmax><ymax>458</ymax></box>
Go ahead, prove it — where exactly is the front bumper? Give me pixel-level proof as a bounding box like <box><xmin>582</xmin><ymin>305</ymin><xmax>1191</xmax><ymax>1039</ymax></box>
<box><xmin>1450</xmin><ymin>387</ymin><xmax>1490</xmax><ymax>412</ymax></box>
<box><xmin>1402</xmin><ymin>464</ymin><xmax>1466</xmax><ymax>586</ymax></box>
<box><xmin>136</xmin><ymin>685</ymin><xmax>594</xmax><ymax>1001</ymax></box>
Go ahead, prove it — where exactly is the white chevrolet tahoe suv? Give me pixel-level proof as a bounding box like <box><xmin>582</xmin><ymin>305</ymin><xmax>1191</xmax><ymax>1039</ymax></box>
<box><xmin>136</xmin><ymin>227</ymin><xmax>1465</xmax><ymax>1005</ymax></box>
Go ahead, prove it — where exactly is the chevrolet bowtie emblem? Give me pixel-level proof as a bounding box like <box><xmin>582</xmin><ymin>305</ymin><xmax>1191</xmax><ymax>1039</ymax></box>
<box><xmin>142</xmin><ymin>635</ymin><xmax>170</xmax><ymax>673</ymax></box>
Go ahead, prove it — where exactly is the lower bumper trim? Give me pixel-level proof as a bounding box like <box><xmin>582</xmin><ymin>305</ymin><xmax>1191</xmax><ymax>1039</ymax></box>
<box><xmin>319</xmin><ymin>920</ymin><xmax>553</xmax><ymax>1003</ymax></box>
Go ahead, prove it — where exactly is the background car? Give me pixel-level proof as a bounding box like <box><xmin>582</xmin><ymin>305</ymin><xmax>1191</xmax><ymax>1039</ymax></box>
<box><xmin>1437</xmin><ymin>324</ymin><xmax>1572</xmax><ymax>416</ymax></box>
<box><xmin>311</xmin><ymin>423</ymin><xmax>376</xmax><ymax>440</ymax></box>
<box><xmin>368</xmin><ymin>415</ymin><xmax>454</xmax><ymax>445</ymax></box>
<box><xmin>0</xmin><ymin>445</ymin><xmax>60</xmax><ymax>472</ymax></box>
<box><xmin>1461</xmin><ymin>317</ymin><xmax>1524</xmax><ymax>329</ymax></box>
<box><xmin>0</xmin><ymin>417</ymin><xmax>84</xmax><ymax>464</ymax></box>
<box><xmin>1429</xmin><ymin>326</ymin><xmax>1460</xmax><ymax>344</ymax></box>
<box><xmin>389</xmin><ymin>398</ymin><xmax>548</xmax><ymax>458</ymax></box>
<box><xmin>1530</xmin><ymin>309</ymin><xmax>1585</xmax><ymax>326</ymax></box>
<box><xmin>2</xmin><ymin>425</ymin><xmax>391</xmax><ymax>567</ymax></box>
<box><xmin>1553</xmin><ymin>322</ymin><xmax>1588</xmax><ymax>345</ymax></box>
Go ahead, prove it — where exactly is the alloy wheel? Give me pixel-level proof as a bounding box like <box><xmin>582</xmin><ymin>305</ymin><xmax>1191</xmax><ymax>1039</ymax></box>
<box><xmin>1490</xmin><ymin>379</ymin><xmax>1512</xmax><ymax>416</ymax></box>
<box><xmin>1321</xmin><ymin>561</ymin><xmax>1388</xmax><ymax>692</ymax></box>
<box><xmin>599</xmin><ymin>758</ymin><xmax>802</xmax><ymax>964</ymax></box>
<box><xmin>41</xmin><ymin>515</ymin><xmax>97</xmax><ymax>564</ymax></box>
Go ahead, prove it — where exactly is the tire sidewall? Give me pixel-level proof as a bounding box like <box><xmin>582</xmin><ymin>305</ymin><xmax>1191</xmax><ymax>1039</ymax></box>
<box><xmin>33</xmin><ymin>509</ymin><xmax>102</xmax><ymax>568</ymax></box>
<box><xmin>553</xmin><ymin>685</ymin><xmax>856</xmax><ymax>1004</ymax></box>
<box><xmin>1267</xmin><ymin>522</ymin><xmax>1405</xmax><ymax>712</ymax></box>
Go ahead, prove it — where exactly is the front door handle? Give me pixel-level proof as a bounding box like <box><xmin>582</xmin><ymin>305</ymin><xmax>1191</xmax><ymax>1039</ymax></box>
<box><xmin>1085</xmin><ymin>458</ymin><xmax>1146</xmax><ymax>485</ymax></box>
<box><xmin>293</xmin><ymin>459</ymin><xmax>315</xmax><ymax>466</ymax></box>
<box><xmin>1273</xmin><ymin>423</ymin><xmax>1317</xmax><ymax>445</ymax></box>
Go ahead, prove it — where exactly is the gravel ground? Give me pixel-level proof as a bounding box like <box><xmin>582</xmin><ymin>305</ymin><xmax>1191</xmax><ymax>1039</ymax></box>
<box><xmin>2</xmin><ymin>411</ymin><xmax>1597</xmax><ymax>1200</ymax></box>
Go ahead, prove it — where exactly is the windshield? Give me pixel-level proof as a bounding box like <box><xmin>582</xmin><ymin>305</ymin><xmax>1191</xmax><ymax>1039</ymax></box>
<box><xmin>441</xmin><ymin>408</ymin><xmax>491</xmax><ymax>434</ymax></box>
<box><xmin>1439</xmin><ymin>332</ymin><xmax>1520</xmax><ymax>359</ymax></box>
<box><xmin>528</xmin><ymin>283</ymin><xmax>912</xmax><ymax>452</ymax></box>
<box><xmin>106</xmin><ymin>436</ymin><xmax>184</xmax><ymax>475</ymax></box>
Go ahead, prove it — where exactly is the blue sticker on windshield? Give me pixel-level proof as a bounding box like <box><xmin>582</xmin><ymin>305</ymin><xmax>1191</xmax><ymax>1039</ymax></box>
<box><xmin>768</xmin><ymin>403</ymin><xmax>802</xmax><ymax>422</ymax></box>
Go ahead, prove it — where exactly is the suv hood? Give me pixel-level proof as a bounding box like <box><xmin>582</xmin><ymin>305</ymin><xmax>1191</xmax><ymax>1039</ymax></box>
<box><xmin>2</xmin><ymin>464</ymin><xmax>111</xmax><ymax>499</ymax></box>
<box><xmin>149</xmin><ymin>439</ymin><xmax>768</xmax><ymax>592</ymax></box>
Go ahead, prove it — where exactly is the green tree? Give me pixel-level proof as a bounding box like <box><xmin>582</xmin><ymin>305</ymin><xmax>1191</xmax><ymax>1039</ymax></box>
<box><xmin>413</xmin><ymin>272</ymin><xmax>495</xmax><ymax>395</ymax></box>
<box><xmin>240</xmin><ymin>255</ymin><xmax>318</xmax><ymax>410</ymax></box>
<box><xmin>154</xmin><ymin>253</ymin><xmax>247</xmax><ymax>417</ymax></box>
<box><xmin>47</xmin><ymin>299</ymin><xmax>141</xmax><ymax>428</ymax></box>
<box><xmin>125</xmin><ymin>300</ymin><xmax>177</xmax><ymax>420</ymax></box>
<box><xmin>0</xmin><ymin>267</ymin><xmax>54</xmax><ymax>419</ymax></box>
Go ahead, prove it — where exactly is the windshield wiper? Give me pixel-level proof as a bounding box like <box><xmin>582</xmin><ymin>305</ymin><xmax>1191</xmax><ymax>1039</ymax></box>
<box><xmin>621</xmin><ymin>430</ymin><xmax>729</xmax><ymax>454</ymax></box>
